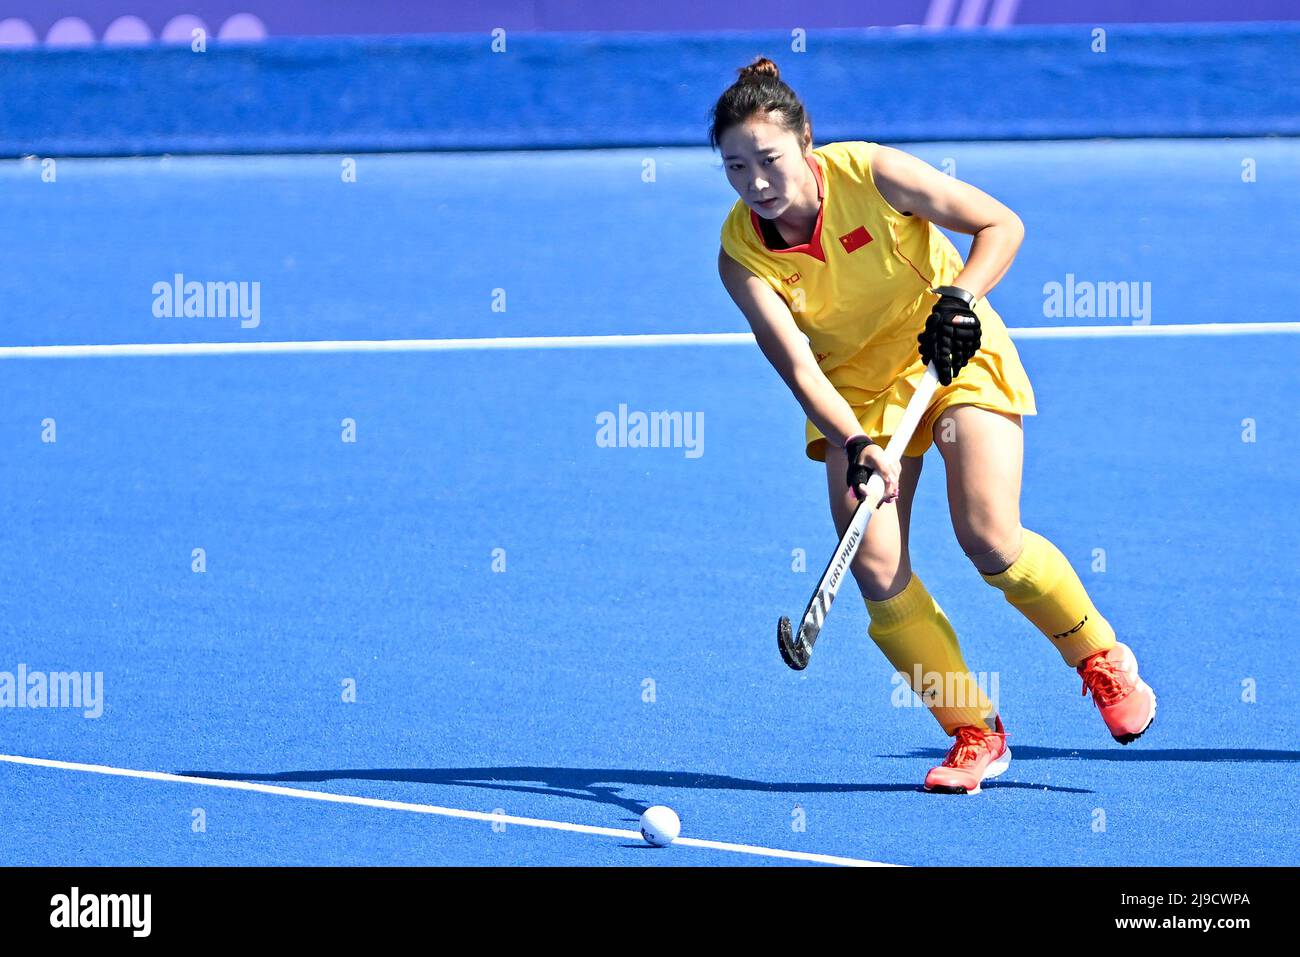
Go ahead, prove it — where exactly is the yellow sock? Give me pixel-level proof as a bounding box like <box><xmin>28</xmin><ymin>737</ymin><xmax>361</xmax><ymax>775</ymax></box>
<box><xmin>865</xmin><ymin>573</ymin><xmax>993</xmax><ymax>736</ymax></box>
<box><xmin>980</xmin><ymin>528</ymin><xmax>1116</xmax><ymax>666</ymax></box>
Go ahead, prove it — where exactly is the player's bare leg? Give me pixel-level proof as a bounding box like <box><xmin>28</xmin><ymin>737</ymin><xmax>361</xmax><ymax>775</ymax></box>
<box><xmin>936</xmin><ymin>404</ymin><xmax>1156</xmax><ymax>743</ymax></box>
<box><xmin>825</xmin><ymin>444</ymin><xmax>1003</xmax><ymax>782</ymax></box>
<box><xmin>822</xmin><ymin>444</ymin><xmax>922</xmax><ymax>602</ymax></box>
<box><xmin>931</xmin><ymin>405</ymin><xmax>1024</xmax><ymax>575</ymax></box>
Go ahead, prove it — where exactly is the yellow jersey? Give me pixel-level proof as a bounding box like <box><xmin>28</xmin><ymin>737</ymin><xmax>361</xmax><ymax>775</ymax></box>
<box><xmin>719</xmin><ymin>140</ymin><xmax>1036</xmax><ymax>460</ymax></box>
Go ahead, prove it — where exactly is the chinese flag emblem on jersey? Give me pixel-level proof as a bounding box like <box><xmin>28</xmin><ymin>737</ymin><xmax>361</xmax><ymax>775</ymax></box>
<box><xmin>838</xmin><ymin>226</ymin><xmax>873</xmax><ymax>253</ymax></box>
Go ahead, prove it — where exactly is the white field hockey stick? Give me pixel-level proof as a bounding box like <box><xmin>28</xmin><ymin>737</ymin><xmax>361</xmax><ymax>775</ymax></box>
<box><xmin>778</xmin><ymin>361</ymin><xmax>942</xmax><ymax>670</ymax></box>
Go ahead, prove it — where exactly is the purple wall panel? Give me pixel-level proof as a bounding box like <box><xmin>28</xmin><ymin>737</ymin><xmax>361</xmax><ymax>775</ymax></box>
<box><xmin>1015</xmin><ymin>0</ymin><xmax>1300</xmax><ymax>23</ymax></box>
<box><xmin>0</xmin><ymin>0</ymin><xmax>1296</xmax><ymax>45</ymax></box>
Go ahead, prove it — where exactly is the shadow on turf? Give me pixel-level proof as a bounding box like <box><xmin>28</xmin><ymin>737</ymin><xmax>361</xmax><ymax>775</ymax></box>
<box><xmin>179</xmin><ymin>766</ymin><xmax>1090</xmax><ymax>812</ymax></box>
<box><xmin>883</xmin><ymin>746</ymin><xmax>1300</xmax><ymax>763</ymax></box>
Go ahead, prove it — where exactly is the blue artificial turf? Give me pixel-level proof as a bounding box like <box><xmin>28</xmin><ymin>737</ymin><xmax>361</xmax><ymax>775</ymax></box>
<box><xmin>0</xmin><ymin>140</ymin><xmax>1297</xmax><ymax>866</ymax></box>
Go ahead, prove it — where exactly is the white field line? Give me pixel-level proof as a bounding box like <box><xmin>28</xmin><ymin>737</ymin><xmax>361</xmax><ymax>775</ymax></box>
<box><xmin>1006</xmin><ymin>321</ymin><xmax>1300</xmax><ymax>338</ymax></box>
<box><xmin>0</xmin><ymin>333</ymin><xmax>752</xmax><ymax>359</ymax></box>
<box><xmin>0</xmin><ymin>321</ymin><xmax>1297</xmax><ymax>360</ymax></box>
<box><xmin>0</xmin><ymin>752</ymin><xmax>895</xmax><ymax>867</ymax></box>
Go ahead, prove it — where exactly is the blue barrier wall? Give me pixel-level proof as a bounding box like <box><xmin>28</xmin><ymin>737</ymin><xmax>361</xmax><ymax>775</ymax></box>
<box><xmin>2</xmin><ymin>23</ymin><xmax>1297</xmax><ymax>157</ymax></box>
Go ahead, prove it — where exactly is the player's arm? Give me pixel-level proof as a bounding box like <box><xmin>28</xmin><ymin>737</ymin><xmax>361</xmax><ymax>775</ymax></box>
<box><xmin>717</xmin><ymin>247</ymin><xmax>900</xmax><ymax>501</ymax></box>
<box><xmin>870</xmin><ymin>146</ymin><xmax>1024</xmax><ymax>301</ymax></box>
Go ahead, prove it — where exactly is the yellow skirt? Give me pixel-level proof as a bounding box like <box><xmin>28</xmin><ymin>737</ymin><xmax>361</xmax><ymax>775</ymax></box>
<box><xmin>805</xmin><ymin>303</ymin><xmax>1037</xmax><ymax>462</ymax></box>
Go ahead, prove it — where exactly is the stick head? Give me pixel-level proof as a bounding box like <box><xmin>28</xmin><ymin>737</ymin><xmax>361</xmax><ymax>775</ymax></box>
<box><xmin>777</xmin><ymin>616</ymin><xmax>811</xmax><ymax>670</ymax></box>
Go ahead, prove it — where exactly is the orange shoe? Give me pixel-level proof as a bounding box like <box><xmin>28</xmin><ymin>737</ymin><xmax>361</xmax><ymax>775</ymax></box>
<box><xmin>923</xmin><ymin>715</ymin><xmax>1011</xmax><ymax>795</ymax></box>
<box><xmin>1078</xmin><ymin>642</ymin><xmax>1157</xmax><ymax>744</ymax></box>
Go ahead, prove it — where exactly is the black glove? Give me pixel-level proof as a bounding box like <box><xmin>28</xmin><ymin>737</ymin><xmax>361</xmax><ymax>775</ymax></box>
<box><xmin>844</xmin><ymin>434</ymin><xmax>875</xmax><ymax>501</ymax></box>
<box><xmin>918</xmin><ymin>285</ymin><xmax>981</xmax><ymax>386</ymax></box>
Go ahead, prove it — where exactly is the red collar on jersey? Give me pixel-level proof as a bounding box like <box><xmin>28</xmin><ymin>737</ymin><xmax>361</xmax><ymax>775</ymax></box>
<box><xmin>749</xmin><ymin>151</ymin><xmax>826</xmax><ymax>262</ymax></box>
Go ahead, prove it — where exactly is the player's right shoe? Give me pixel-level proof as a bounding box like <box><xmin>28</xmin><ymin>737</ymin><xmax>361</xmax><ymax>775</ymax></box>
<box><xmin>923</xmin><ymin>714</ymin><xmax>1011</xmax><ymax>795</ymax></box>
<box><xmin>1077</xmin><ymin>642</ymin><xmax>1157</xmax><ymax>744</ymax></box>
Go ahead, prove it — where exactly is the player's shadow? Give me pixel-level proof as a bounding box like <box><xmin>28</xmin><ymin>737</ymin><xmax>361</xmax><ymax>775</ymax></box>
<box><xmin>885</xmin><ymin>745</ymin><xmax>1300</xmax><ymax>764</ymax></box>
<box><xmin>179</xmin><ymin>766</ymin><xmax>1090</xmax><ymax>813</ymax></box>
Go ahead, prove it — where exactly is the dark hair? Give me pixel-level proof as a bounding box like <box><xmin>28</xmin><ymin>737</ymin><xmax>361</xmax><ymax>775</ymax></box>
<box><xmin>708</xmin><ymin>56</ymin><xmax>812</xmax><ymax>152</ymax></box>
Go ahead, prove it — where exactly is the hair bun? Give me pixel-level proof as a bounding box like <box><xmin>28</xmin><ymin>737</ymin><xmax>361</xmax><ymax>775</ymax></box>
<box><xmin>738</xmin><ymin>56</ymin><xmax>780</xmax><ymax>83</ymax></box>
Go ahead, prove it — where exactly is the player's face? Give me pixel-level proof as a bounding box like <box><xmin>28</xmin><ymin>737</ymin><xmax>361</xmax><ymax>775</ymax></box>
<box><xmin>720</xmin><ymin>114</ymin><xmax>809</xmax><ymax>219</ymax></box>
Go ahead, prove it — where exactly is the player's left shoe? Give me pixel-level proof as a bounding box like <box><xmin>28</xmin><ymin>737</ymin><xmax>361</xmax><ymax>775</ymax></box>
<box><xmin>1078</xmin><ymin>642</ymin><xmax>1156</xmax><ymax>744</ymax></box>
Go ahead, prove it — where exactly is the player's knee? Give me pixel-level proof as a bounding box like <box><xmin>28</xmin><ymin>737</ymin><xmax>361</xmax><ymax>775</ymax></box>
<box><xmin>963</xmin><ymin>524</ymin><xmax>1025</xmax><ymax>575</ymax></box>
<box><xmin>852</xmin><ymin>550</ymin><xmax>911</xmax><ymax>602</ymax></box>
